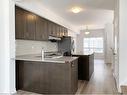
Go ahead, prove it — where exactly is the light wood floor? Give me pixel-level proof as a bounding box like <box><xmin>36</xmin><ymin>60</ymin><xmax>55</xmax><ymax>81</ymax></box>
<box><xmin>76</xmin><ymin>59</ymin><xmax>120</xmax><ymax>95</ymax></box>
<box><xmin>15</xmin><ymin>59</ymin><xmax>120</xmax><ymax>95</ymax></box>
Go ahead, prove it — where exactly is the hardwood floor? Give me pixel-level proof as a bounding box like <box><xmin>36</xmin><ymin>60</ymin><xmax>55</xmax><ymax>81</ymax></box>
<box><xmin>77</xmin><ymin>59</ymin><xmax>120</xmax><ymax>95</ymax></box>
<box><xmin>15</xmin><ymin>59</ymin><xmax>120</xmax><ymax>95</ymax></box>
<box><xmin>13</xmin><ymin>90</ymin><xmax>42</xmax><ymax>95</ymax></box>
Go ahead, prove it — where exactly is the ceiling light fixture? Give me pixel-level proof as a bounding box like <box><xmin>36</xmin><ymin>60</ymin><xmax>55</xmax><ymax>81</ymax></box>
<box><xmin>85</xmin><ymin>31</ymin><xmax>90</xmax><ymax>35</ymax></box>
<box><xmin>71</xmin><ymin>7</ymin><xmax>83</xmax><ymax>13</ymax></box>
<box><xmin>85</xmin><ymin>26</ymin><xmax>90</xmax><ymax>35</ymax></box>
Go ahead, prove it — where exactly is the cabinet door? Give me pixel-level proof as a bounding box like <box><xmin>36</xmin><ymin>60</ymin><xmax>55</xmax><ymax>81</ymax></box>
<box><xmin>65</xmin><ymin>28</ymin><xmax>68</xmax><ymax>36</ymax></box>
<box><xmin>43</xmin><ymin>20</ymin><xmax>48</xmax><ymax>41</ymax></box>
<box><xmin>15</xmin><ymin>7</ymin><xmax>26</xmax><ymax>39</ymax></box>
<box><xmin>59</xmin><ymin>26</ymin><xmax>62</xmax><ymax>37</ymax></box>
<box><xmin>52</xmin><ymin>23</ymin><xmax>57</xmax><ymax>36</ymax></box>
<box><xmin>48</xmin><ymin>21</ymin><xmax>53</xmax><ymax>36</ymax></box>
<box><xmin>24</xmin><ymin>11</ymin><xmax>36</xmax><ymax>40</ymax></box>
<box><xmin>71</xmin><ymin>60</ymin><xmax>78</xmax><ymax>93</ymax></box>
<box><xmin>36</xmin><ymin>16</ymin><xmax>48</xmax><ymax>41</ymax></box>
<box><xmin>61</xmin><ymin>27</ymin><xmax>65</xmax><ymax>37</ymax></box>
<box><xmin>35</xmin><ymin>16</ymin><xmax>43</xmax><ymax>41</ymax></box>
<box><xmin>56</xmin><ymin>25</ymin><xmax>60</xmax><ymax>37</ymax></box>
<box><xmin>16</xmin><ymin>61</ymin><xmax>40</xmax><ymax>93</ymax></box>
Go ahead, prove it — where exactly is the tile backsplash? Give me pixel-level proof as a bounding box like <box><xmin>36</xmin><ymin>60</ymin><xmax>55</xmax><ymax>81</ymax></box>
<box><xmin>16</xmin><ymin>40</ymin><xmax>58</xmax><ymax>56</ymax></box>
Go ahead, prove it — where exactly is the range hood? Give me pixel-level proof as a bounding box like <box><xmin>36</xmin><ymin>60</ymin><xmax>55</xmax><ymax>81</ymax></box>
<box><xmin>48</xmin><ymin>36</ymin><xmax>61</xmax><ymax>42</ymax></box>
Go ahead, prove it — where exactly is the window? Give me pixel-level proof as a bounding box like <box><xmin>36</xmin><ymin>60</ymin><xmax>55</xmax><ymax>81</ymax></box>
<box><xmin>83</xmin><ymin>37</ymin><xmax>104</xmax><ymax>53</ymax></box>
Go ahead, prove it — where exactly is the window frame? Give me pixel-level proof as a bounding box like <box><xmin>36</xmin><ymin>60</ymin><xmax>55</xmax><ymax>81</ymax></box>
<box><xmin>83</xmin><ymin>37</ymin><xmax>104</xmax><ymax>53</ymax></box>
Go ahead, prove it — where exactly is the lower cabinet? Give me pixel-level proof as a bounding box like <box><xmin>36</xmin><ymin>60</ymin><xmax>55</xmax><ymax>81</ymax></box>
<box><xmin>72</xmin><ymin>54</ymin><xmax>94</xmax><ymax>81</ymax></box>
<box><xmin>16</xmin><ymin>60</ymin><xmax>78</xmax><ymax>94</ymax></box>
<box><xmin>16</xmin><ymin>61</ymin><xmax>41</xmax><ymax>92</ymax></box>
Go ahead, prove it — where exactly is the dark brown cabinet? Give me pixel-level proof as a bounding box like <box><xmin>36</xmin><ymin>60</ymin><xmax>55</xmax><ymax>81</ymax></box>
<box><xmin>72</xmin><ymin>53</ymin><xmax>94</xmax><ymax>81</ymax></box>
<box><xmin>15</xmin><ymin>7</ymin><xmax>26</xmax><ymax>39</ymax></box>
<box><xmin>16</xmin><ymin>60</ymin><xmax>78</xmax><ymax>94</ymax></box>
<box><xmin>65</xmin><ymin>28</ymin><xmax>68</xmax><ymax>36</ymax></box>
<box><xmin>24</xmin><ymin>11</ymin><xmax>36</xmax><ymax>40</ymax></box>
<box><xmin>15</xmin><ymin>6</ymin><xmax>68</xmax><ymax>41</ymax></box>
<box><xmin>36</xmin><ymin>16</ymin><xmax>48</xmax><ymax>41</ymax></box>
<box><xmin>47</xmin><ymin>21</ymin><xmax>53</xmax><ymax>36</ymax></box>
<box><xmin>52</xmin><ymin>23</ymin><xmax>57</xmax><ymax>37</ymax></box>
<box><xmin>15</xmin><ymin>7</ymin><xmax>36</xmax><ymax>40</ymax></box>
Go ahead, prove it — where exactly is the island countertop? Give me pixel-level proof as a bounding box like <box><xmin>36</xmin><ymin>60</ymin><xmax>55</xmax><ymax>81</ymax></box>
<box><xmin>16</xmin><ymin>54</ymin><xmax>78</xmax><ymax>63</ymax></box>
<box><xmin>72</xmin><ymin>51</ymin><xmax>94</xmax><ymax>56</ymax></box>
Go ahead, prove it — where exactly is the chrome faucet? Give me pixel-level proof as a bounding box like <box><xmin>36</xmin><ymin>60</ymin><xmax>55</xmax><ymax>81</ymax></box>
<box><xmin>41</xmin><ymin>48</ymin><xmax>44</xmax><ymax>59</ymax></box>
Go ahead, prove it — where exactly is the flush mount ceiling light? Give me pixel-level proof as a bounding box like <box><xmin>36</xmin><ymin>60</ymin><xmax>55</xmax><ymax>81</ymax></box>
<box><xmin>71</xmin><ymin>6</ymin><xmax>83</xmax><ymax>13</ymax></box>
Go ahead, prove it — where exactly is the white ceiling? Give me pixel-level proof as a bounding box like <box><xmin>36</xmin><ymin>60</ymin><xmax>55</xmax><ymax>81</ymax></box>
<box><xmin>20</xmin><ymin>0</ymin><xmax>115</xmax><ymax>30</ymax></box>
<box><xmin>39</xmin><ymin>0</ymin><xmax>115</xmax><ymax>29</ymax></box>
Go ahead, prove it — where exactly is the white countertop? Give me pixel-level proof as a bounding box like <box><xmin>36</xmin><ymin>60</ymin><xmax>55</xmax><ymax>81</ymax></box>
<box><xmin>72</xmin><ymin>51</ymin><xmax>94</xmax><ymax>55</ymax></box>
<box><xmin>16</xmin><ymin>54</ymin><xmax>78</xmax><ymax>63</ymax></box>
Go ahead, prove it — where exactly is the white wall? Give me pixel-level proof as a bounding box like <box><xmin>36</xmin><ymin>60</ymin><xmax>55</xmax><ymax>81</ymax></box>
<box><xmin>0</xmin><ymin>0</ymin><xmax>16</xmax><ymax>94</ymax></box>
<box><xmin>76</xmin><ymin>31</ymin><xmax>84</xmax><ymax>53</ymax></box>
<box><xmin>119</xmin><ymin>0</ymin><xmax>127</xmax><ymax>87</ymax></box>
<box><xmin>104</xmin><ymin>23</ymin><xmax>114</xmax><ymax>64</ymax></box>
<box><xmin>112</xmin><ymin>0</ymin><xmax>119</xmax><ymax>90</ymax></box>
<box><xmin>76</xmin><ymin>29</ymin><xmax>105</xmax><ymax>59</ymax></box>
<box><xmin>16</xmin><ymin>40</ymin><xmax>58</xmax><ymax>56</ymax></box>
<box><xmin>113</xmin><ymin>0</ymin><xmax>127</xmax><ymax>91</ymax></box>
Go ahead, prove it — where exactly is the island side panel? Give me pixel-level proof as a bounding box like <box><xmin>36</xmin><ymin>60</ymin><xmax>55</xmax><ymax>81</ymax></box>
<box><xmin>89</xmin><ymin>54</ymin><xmax>94</xmax><ymax>79</ymax></box>
<box><xmin>72</xmin><ymin>54</ymin><xmax>94</xmax><ymax>81</ymax></box>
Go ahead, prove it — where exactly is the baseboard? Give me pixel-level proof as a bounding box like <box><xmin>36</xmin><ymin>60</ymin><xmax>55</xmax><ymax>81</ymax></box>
<box><xmin>10</xmin><ymin>89</ymin><xmax>16</xmax><ymax>95</ymax></box>
<box><xmin>0</xmin><ymin>90</ymin><xmax>16</xmax><ymax>95</ymax></box>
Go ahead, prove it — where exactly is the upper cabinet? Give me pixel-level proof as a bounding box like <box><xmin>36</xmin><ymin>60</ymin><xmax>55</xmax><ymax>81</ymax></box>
<box><xmin>15</xmin><ymin>7</ymin><xmax>26</xmax><ymax>39</ymax></box>
<box><xmin>15</xmin><ymin>6</ymin><xmax>68</xmax><ymax>41</ymax></box>
<box><xmin>24</xmin><ymin>11</ymin><xmax>36</xmax><ymax>40</ymax></box>
<box><xmin>36</xmin><ymin>16</ymin><xmax>48</xmax><ymax>41</ymax></box>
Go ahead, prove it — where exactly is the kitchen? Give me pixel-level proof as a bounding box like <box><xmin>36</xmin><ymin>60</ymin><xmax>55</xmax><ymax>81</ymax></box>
<box><xmin>15</xmin><ymin>5</ymin><xmax>94</xmax><ymax>94</ymax></box>
<box><xmin>0</xmin><ymin>0</ymin><xmax>121</xmax><ymax>95</ymax></box>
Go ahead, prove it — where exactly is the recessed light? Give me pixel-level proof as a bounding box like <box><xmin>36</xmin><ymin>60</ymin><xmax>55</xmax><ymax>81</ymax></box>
<box><xmin>71</xmin><ymin>7</ymin><xmax>83</xmax><ymax>13</ymax></box>
<box><xmin>85</xmin><ymin>32</ymin><xmax>90</xmax><ymax>35</ymax></box>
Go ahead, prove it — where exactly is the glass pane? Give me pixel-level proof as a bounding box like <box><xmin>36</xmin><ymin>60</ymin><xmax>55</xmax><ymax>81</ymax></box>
<box><xmin>89</xmin><ymin>38</ymin><xmax>94</xmax><ymax>48</ymax></box>
<box><xmin>94</xmin><ymin>48</ymin><xmax>103</xmax><ymax>53</ymax></box>
<box><xmin>84</xmin><ymin>38</ymin><xmax>89</xmax><ymax>48</ymax></box>
<box><xmin>83</xmin><ymin>37</ymin><xmax>104</xmax><ymax>53</ymax></box>
<box><xmin>84</xmin><ymin>49</ymin><xmax>90</xmax><ymax>52</ymax></box>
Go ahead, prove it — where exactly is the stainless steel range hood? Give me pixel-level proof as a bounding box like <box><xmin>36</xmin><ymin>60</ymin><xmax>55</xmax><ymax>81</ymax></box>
<box><xmin>48</xmin><ymin>35</ymin><xmax>61</xmax><ymax>42</ymax></box>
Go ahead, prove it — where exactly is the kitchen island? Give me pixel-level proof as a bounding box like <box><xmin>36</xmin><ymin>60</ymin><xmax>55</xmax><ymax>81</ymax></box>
<box><xmin>72</xmin><ymin>52</ymin><xmax>94</xmax><ymax>81</ymax></box>
<box><xmin>16</xmin><ymin>55</ymin><xmax>78</xmax><ymax>94</ymax></box>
